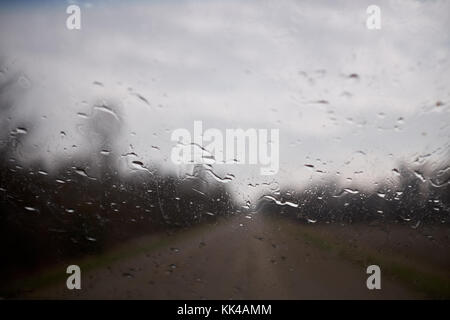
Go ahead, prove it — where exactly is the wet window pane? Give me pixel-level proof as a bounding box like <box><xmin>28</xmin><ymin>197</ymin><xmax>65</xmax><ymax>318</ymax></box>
<box><xmin>0</xmin><ymin>0</ymin><xmax>449</xmax><ymax>300</ymax></box>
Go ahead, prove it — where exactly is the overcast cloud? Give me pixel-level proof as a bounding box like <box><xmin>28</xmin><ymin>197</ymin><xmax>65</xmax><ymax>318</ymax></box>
<box><xmin>0</xmin><ymin>0</ymin><xmax>449</xmax><ymax>201</ymax></box>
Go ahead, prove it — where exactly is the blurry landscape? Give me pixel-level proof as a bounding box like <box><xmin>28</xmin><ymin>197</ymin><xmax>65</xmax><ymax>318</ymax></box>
<box><xmin>0</xmin><ymin>0</ymin><xmax>449</xmax><ymax>299</ymax></box>
<box><xmin>0</xmin><ymin>68</ymin><xmax>236</xmax><ymax>285</ymax></box>
<box><xmin>0</xmin><ymin>67</ymin><xmax>449</xmax><ymax>298</ymax></box>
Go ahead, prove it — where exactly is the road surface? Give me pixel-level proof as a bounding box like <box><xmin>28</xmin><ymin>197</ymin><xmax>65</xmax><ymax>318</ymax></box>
<box><xmin>23</xmin><ymin>213</ymin><xmax>425</xmax><ymax>299</ymax></box>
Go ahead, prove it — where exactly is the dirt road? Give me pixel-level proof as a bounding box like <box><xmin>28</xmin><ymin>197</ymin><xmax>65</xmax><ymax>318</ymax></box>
<box><xmin>25</xmin><ymin>213</ymin><xmax>423</xmax><ymax>299</ymax></box>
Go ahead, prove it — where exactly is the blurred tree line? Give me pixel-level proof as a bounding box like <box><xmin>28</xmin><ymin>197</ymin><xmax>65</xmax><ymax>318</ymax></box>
<box><xmin>257</xmin><ymin>161</ymin><xmax>450</xmax><ymax>226</ymax></box>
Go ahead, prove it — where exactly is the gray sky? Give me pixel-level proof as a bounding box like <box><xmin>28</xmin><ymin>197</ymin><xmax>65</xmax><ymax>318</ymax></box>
<box><xmin>0</xmin><ymin>0</ymin><xmax>449</xmax><ymax>202</ymax></box>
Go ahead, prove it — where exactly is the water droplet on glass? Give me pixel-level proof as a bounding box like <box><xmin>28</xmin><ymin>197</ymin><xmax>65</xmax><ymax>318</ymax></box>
<box><xmin>18</xmin><ymin>75</ymin><xmax>31</xmax><ymax>89</ymax></box>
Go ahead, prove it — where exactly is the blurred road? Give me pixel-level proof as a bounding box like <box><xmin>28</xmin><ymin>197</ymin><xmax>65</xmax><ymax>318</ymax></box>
<box><xmin>27</xmin><ymin>214</ymin><xmax>419</xmax><ymax>299</ymax></box>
